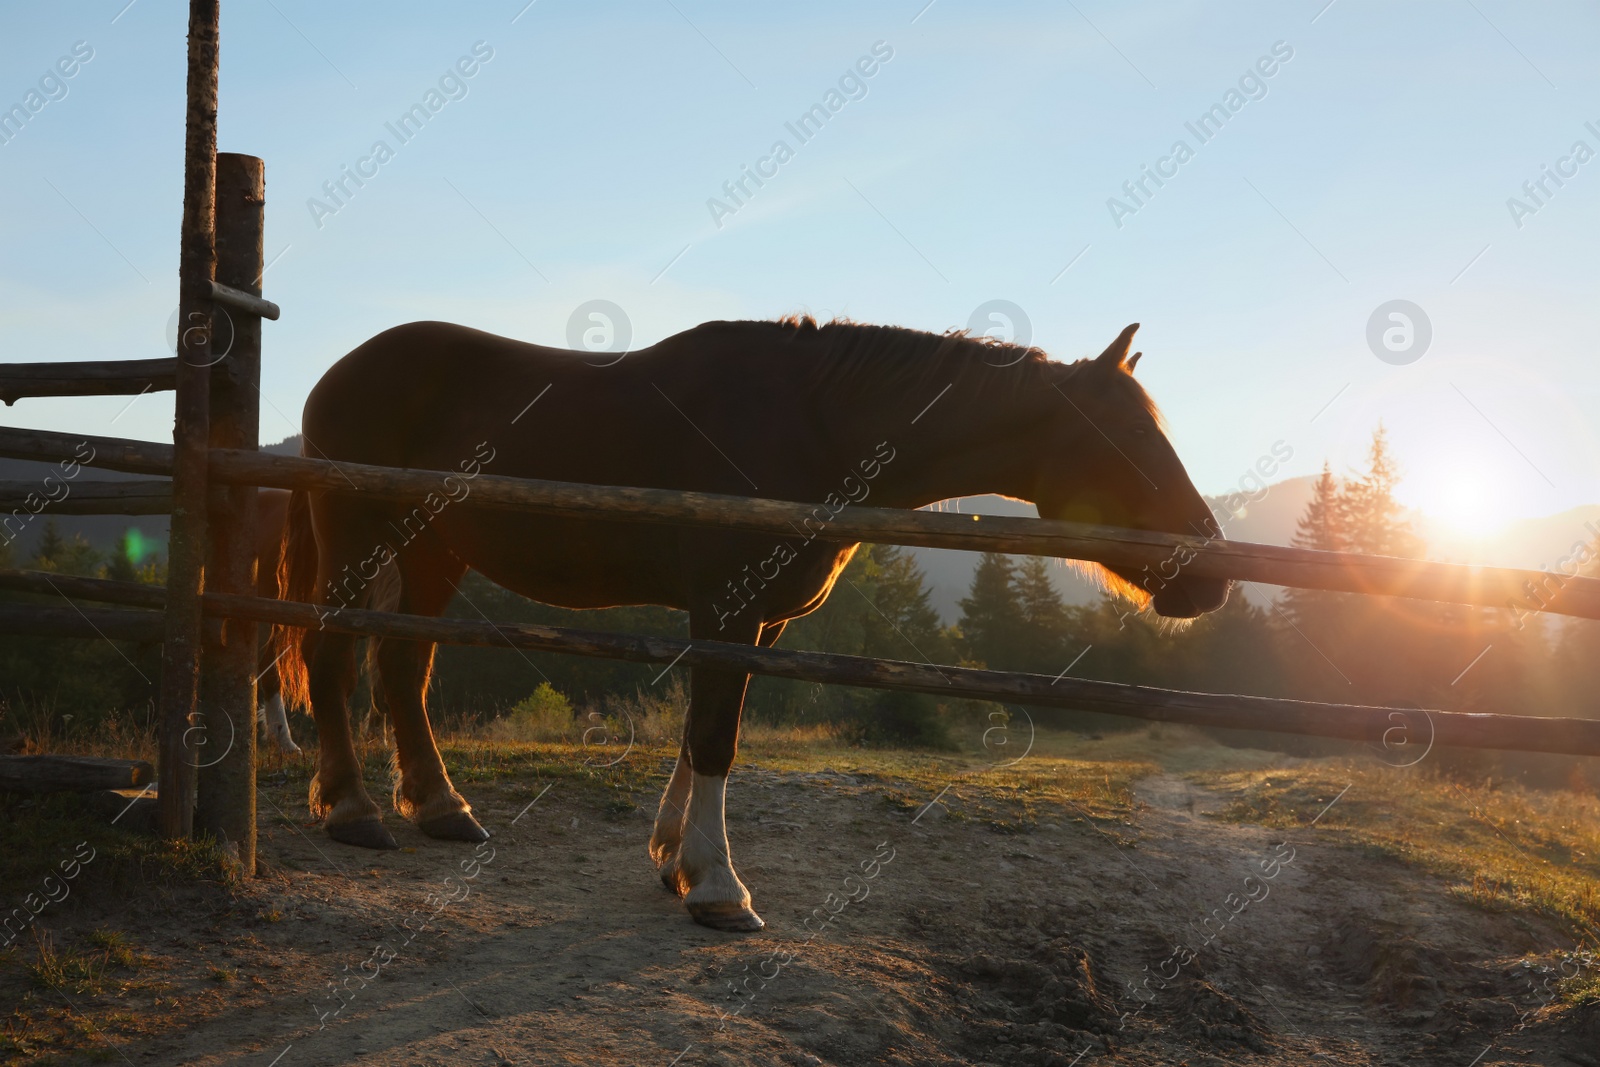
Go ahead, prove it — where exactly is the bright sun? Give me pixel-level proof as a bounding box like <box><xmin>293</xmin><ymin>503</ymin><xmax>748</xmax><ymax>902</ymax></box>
<box><xmin>1379</xmin><ymin>419</ymin><xmax>1544</xmax><ymax>544</ymax></box>
<box><xmin>1424</xmin><ymin>473</ymin><xmax>1504</xmax><ymax>538</ymax></box>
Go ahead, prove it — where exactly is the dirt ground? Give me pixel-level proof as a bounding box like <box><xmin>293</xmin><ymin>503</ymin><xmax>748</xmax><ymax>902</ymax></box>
<box><xmin>6</xmin><ymin>730</ymin><xmax>1600</xmax><ymax>1066</ymax></box>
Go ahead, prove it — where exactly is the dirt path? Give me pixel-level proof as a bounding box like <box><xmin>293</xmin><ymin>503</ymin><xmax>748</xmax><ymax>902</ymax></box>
<box><xmin>22</xmin><ymin>752</ymin><xmax>1600</xmax><ymax>1066</ymax></box>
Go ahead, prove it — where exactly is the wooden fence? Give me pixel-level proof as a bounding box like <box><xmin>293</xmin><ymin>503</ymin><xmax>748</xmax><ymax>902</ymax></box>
<box><xmin>2</xmin><ymin>0</ymin><xmax>1598</xmax><ymax>880</ymax></box>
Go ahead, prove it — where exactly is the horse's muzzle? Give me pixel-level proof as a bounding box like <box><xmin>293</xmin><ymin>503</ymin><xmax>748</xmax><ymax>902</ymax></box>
<box><xmin>1151</xmin><ymin>576</ymin><xmax>1231</xmax><ymax>619</ymax></box>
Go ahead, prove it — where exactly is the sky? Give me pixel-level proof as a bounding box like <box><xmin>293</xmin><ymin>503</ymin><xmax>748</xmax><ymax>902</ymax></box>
<box><xmin>2</xmin><ymin>0</ymin><xmax>1598</xmax><ymax>545</ymax></box>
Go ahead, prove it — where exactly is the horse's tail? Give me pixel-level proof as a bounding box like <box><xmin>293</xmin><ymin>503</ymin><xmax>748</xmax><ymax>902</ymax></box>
<box><xmin>271</xmin><ymin>489</ymin><xmax>318</xmax><ymax>712</ymax></box>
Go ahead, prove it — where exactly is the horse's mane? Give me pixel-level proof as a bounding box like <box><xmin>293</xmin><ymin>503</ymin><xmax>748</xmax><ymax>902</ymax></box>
<box><xmin>696</xmin><ymin>314</ymin><xmax>1163</xmax><ymax>426</ymax></box>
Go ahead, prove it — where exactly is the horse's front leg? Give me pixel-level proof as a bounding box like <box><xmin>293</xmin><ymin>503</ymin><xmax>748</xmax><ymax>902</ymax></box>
<box><xmin>654</xmin><ymin>617</ymin><xmax>780</xmax><ymax>932</ymax></box>
<box><xmin>648</xmin><ymin>736</ymin><xmax>693</xmax><ymax>878</ymax></box>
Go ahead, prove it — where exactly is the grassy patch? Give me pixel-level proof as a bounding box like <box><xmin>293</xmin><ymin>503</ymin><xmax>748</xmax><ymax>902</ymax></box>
<box><xmin>28</xmin><ymin>929</ymin><xmax>110</xmax><ymax>997</ymax></box>
<box><xmin>0</xmin><ymin>793</ymin><xmax>239</xmax><ymax>905</ymax></box>
<box><xmin>1208</xmin><ymin>759</ymin><xmax>1600</xmax><ymax>940</ymax></box>
<box><xmin>1563</xmin><ymin>967</ymin><xmax>1600</xmax><ymax>1006</ymax></box>
<box><xmin>85</xmin><ymin>930</ymin><xmax>135</xmax><ymax>969</ymax></box>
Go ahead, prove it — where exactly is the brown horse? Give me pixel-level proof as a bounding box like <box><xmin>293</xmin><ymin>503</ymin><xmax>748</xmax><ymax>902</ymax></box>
<box><xmin>275</xmin><ymin>317</ymin><xmax>1228</xmax><ymax>930</ymax></box>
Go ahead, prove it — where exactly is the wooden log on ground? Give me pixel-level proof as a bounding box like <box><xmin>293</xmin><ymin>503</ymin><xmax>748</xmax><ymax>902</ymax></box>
<box><xmin>3</xmin><ymin>425</ymin><xmax>1598</xmax><ymax>621</ymax></box>
<box><xmin>0</xmin><ymin>756</ymin><xmax>155</xmax><ymax>794</ymax></box>
<box><xmin>0</xmin><ymin>479</ymin><xmax>172</xmax><ymax>515</ymax></box>
<box><xmin>0</xmin><ymin>358</ymin><xmax>177</xmax><ymax>406</ymax></box>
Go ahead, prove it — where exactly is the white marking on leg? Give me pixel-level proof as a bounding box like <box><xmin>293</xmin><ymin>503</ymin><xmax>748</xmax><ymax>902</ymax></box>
<box><xmin>649</xmin><ymin>750</ymin><xmax>693</xmax><ymax>868</ymax></box>
<box><xmin>262</xmin><ymin>693</ymin><xmax>302</xmax><ymax>755</ymax></box>
<box><xmin>679</xmin><ymin>773</ymin><xmax>750</xmax><ymax>907</ymax></box>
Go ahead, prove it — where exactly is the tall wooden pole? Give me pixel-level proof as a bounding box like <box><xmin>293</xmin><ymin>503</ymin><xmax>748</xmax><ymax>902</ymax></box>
<box><xmin>195</xmin><ymin>153</ymin><xmax>263</xmax><ymax>872</ymax></box>
<box><xmin>158</xmin><ymin>0</ymin><xmax>220</xmax><ymax>840</ymax></box>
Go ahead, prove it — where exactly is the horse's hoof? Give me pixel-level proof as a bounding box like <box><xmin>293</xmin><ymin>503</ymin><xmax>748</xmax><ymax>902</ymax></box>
<box><xmin>419</xmin><ymin>810</ymin><xmax>490</xmax><ymax>842</ymax></box>
<box><xmin>687</xmin><ymin>900</ymin><xmax>765</xmax><ymax>932</ymax></box>
<box><xmin>327</xmin><ymin>817</ymin><xmax>398</xmax><ymax>850</ymax></box>
<box><xmin>659</xmin><ymin>861</ymin><xmax>687</xmax><ymax>897</ymax></box>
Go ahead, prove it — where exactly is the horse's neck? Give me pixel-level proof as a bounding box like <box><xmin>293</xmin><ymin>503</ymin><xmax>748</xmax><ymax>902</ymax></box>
<box><xmin>844</xmin><ymin>382</ymin><xmax>1051</xmax><ymax>511</ymax></box>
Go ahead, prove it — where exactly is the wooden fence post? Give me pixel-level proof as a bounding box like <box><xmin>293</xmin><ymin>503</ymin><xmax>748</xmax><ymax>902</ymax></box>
<box><xmin>157</xmin><ymin>0</ymin><xmax>219</xmax><ymax>839</ymax></box>
<box><xmin>195</xmin><ymin>153</ymin><xmax>263</xmax><ymax>872</ymax></box>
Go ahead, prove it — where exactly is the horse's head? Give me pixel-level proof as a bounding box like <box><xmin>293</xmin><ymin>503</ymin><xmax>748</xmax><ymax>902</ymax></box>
<box><xmin>1032</xmin><ymin>323</ymin><xmax>1230</xmax><ymax>620</ymax></box>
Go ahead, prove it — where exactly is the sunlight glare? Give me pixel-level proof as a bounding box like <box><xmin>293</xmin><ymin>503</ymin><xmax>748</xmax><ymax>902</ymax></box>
<box><xmin>1425</xmin><ymin>473</ymin><xmax>1504</xmax><ymax>538</ymax></box>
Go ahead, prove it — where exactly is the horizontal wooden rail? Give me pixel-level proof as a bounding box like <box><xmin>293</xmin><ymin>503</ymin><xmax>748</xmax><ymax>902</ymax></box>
<box><xmin>209</xmin><ymin>280</ymin><xmax>280</xmax><ymax>321</ymax></box>
<box><xmin>0</xmin><ymin>424</ymin><xmax>1594</xmax><ymax>620</ymax></box>
<box><xmin>0</xmin><ymin>569</ymin><xmax>167</xmax><ymax>608</ymax></box>
<box><xmin>0</xmin><ymin>603</ymin><xmax>165</xmax><ymax>642</ymax></box>
<box><xmin>0</xmin><ymin>358</ymin><xmax>177</xmax><ymax>406</ymax></box>
<box><xmin>0</xmin><ymin>568</ymin><xmax>1593</xmax><ymax>758</ymax></box>
<box><xmin>0</xmin><ymin>479</ymin><xmax>172</xmax><ymax>515</ymax></box>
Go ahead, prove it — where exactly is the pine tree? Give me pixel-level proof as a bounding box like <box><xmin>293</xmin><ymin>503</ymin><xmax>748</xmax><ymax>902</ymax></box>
<box><xmin>1014</xmin><ymin>555</ymin><xmax>1071</xmax><ymax>671</ymax></box>
<box><xmin>1340</xmin><ymin>426</ymin><xmax>1419</xmax><ymax>558</ymax></box>
<box><xmin>32</xmin><ymin>524</ymin><xmax>100</xmax><ymax>576</ymax></box>
<box><xmin>859</xmin><ymin>545</ymin><xmax>946</xmax><ymax>662</ymax></box>
<box><xmin>104</xmin><ymin>531</ymin><xmax>140</xmax><ymax>583</ymax></box>
<box><xmin>1282</xmin><ymin>464</ymin><xmax>1348</xmax><ymax>635</ymax></box>
<box><xmin>34</xmin><ymin>519</ymin><xmax>67</xmax><ymax>567</ymax></box>
<box><xmin>958</xmin><ymin>552</ymin><xmax>1022</xmax><ymax>669</ymax></box>
<box><xmin>1292</xmin><ymin>463</ymin><xmax>1345</xmax><ymax>553</ymax></box>
<box><xmin>1282</xmin><ymin>427</ymin><xmax>1426</xmax><ymax>701</ymax></box>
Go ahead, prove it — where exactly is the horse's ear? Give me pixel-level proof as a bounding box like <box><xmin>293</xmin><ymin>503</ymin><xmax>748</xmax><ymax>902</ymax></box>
<box><xmin>1126</xmin><ymin>351</ymin><xmax>1142</xmax><ymax>373</ymax></box>
<box><xmin>1095</xmin><ymin>323</ymin><xmax>1140</xmax><ymax>370</ymax></box>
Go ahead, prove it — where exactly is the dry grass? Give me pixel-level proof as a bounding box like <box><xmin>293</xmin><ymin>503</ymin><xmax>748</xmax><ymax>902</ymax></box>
<box><xmin>15</xmin><ymin>694</ymin><xmax>1600</xmax><ymax>947</ymax></box>
<box><xmin>11</xmin><ymin>713</ymin><xmax>1600</xmax><ymax>1063</ymax></box>
<box><xmin>3</xmin><ymin>704</ymin><xmax>157</xmax><ymax>764</ymax></box>
<box><xmin>1207</xmin><ymin>755</ymin><xmax>1600</xmax><ymax>941</ymax></box>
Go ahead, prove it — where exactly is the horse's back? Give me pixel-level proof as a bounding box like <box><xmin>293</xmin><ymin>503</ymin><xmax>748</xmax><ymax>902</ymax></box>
<box><xmin>296</xmin><ymin>319</ymin><xmax>853</xmax><ymax>615</ymax></box>
<box><xmin>303</xmin><ymin>320</ymin><xmax>810</xmax><ymax>491</ymax></box>
<box><xmin>304</xmin><ymin>322</ymin><xmax>569</xmax><ymax>460</ymax></box>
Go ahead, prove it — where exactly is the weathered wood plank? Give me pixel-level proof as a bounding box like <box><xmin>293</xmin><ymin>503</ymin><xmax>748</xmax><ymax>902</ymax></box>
<box><xmin>206</xmin><ymin>591</ymin><xmax>1600</xmax><ymax>758</ymax></box>
<box><xmin>0</xmin><ymin>358</ymin><xmax>177</xmax><ymax>406</ymax></box>
<box><xmin>1</xmin><ymin>426</ymin><xmax>1594</xmax><ymax>620</ymax></box>
<box><xmin>0</xmin><ymin>602</ymin><xmax>165</xmax><ymax>641</ymax></box>
<box><xmin>206</xmin><ymin>448</ymin><xmax>1600</xmax><ymax>622</ymax></box>
<box><xmin>157</xmin><ymin>0</ymin><xmax>221</xmax><ymax>841</ymax></box>
<box><xmin>2</xmin><ymin>578</ymin><xmax>1591</xmax><ymax>756</ymax></box>
<box><xmin>0</xmin><ymin>479</ymin><xmax>172</xmax><ymax>515</ymax></box>
<box><xmin>0</xmin><ymin>427</ymin><xmax>176</xmax><ymax>476</ymax></box>
<box><xmin>208</xmin><ymin>280</ymin><xmax>279</xmax><ymax>322</ymax></box>
<box><xmin>0</xmin><ymin>569</ymin><xmax>167</xmax><ymax>608</ymax></box>
<box><xmin>195</xmin><ymin>151</ymin><xmax>264</xmax><ymax>873</ymax></box>
<box><xmin>0</xmin><ymin>755</ymin><xmax>155</xmax><ymax>794</ymax></box>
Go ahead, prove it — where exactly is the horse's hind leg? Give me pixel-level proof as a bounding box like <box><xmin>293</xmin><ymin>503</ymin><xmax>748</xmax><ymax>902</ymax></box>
<box><xmin>256</xmin><ymin>652</ymin><xmax>300</xmax><ymax>755</ymax></box>
<box><xmin>377</xmin><ymin>548</ymin><xmax>486</xmax><ymax>841</ymax></box>
<box><xmin>304</xmin><ymin>501</ymin><xmax>395</xmax><ymax>849</ymax></box>
<box><xmin>259</xmin><ymin>691</ymin><xmax>301</xmax><ymax>756</ymax></box>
